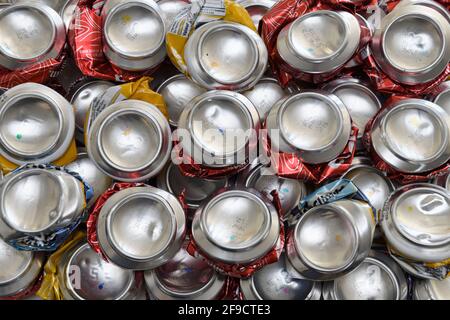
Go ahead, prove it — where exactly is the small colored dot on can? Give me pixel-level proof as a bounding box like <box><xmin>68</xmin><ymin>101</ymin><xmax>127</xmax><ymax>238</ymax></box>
<box><xmin>16</xmin><ymin>133</ymin><xmax>22</xmax><ymax>140</ymax></box>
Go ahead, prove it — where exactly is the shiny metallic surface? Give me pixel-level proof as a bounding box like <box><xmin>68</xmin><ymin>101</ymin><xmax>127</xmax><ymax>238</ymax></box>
<box><xmin>87</xmin><ymin>100</ymin><xmax>172</xmax><ymax>182</ymax></box>
<box><xmin>156</xmin><ymin>0</ymin><xmax>189</xmax><ymax>28</ymax></box>
<box><xmin>240</xmin><ymin>253</ymin><xmax>322</xmax><ymax>300</ymax></box>
<box><xmin>277</xmin><ymin>10</ymin><xmax>361</xmax><ymax>73</ymax></box>
<box><xmin>237</xmin><ymin>0</ymin><xmax>277</xmax><ymax>28</ymax></box>
<box><xmin>156</xmin><ymin>74</ymin><xmax>206</xmax><ymax>127</ymax></box>
<box><xmin>58</xmin><ymin>242</ymin><xmax>138</xmax><ymax>300</ymax></box>
<box><xmin>242</xmin><ymin>77</ymin><xmax>288</xmax><ymax>121</ymax></box>
<box><xmin>371</xmin><ymin>5</ymin><xmax>450</xmax><ymax>85</ymax></box>
<box><xmin>286</xmin><ymin>199</ymin><xmax>375</xmax><ymax>280</ymax></box>
<box><xmin>382</xmin><ymin>183</ymin><xmax>450</xmax><ymax>263</ymax></box>
<box><xmin>432</xmin><ymin>80</ymin><xmax>450</xmax><ymax>114</ymax></box>
<box><xmin>144</xmin><ymin>241</ymin><xmax>226</xmax><ymax>300</ymax></box>
<box><xmin>178</xmin><ymin>90</ymin><xmax>260</xmax><ymax>168</ymax></box>
<box><xmin>0</xmin><ymin>83</ymin><xmax>75</xmax><ymax>165</ymax></box>
<box><xmin>414</xmin><ymin>277</ymin><xmax>450</xmax><ymax>300</ymax></box>
<box><xmin>184</xmin><ymin>21</ymin><xmax>268</xmax><ymax>91</ymax></box>
<box><xmin>0</xmin><ymin>238</ymin><xmax>43</xmax><ymax>297</ymax></box>
<box><xmin>65</xmin><ymin>152</ymin><xmax>113</xmax><ymax>207</ymax></box>
<box><xmin>394</xmin><ymin>0</ymin><xmax>450</xmax><ymax>23</ymax></box>
<box><xmin>192</xmin><ymin>188</ymin><xmax>280</xmax><ymax>264</ymax></box>
<box><xmin>96</xmin><ymin>186</ymin><xmax>186</xmax><ymax>270</ymax></box>
<box><xmin>322</xmin><ymin>251</ymin><xmax>408</xmax><ymax>300</ymax></box>
<box><xmin>432</xmin><ymin>171</ymin><xmax>450</xmax><ymax>192</ymax></box>
<box><xmin>102</xmin><ymin>0</ymin><xmax>166</xmax><ymax>71</ymax></box>
<box><xmin>0</xmin><ymin>168</ymin><xmax>85</xmax><ymax>239</ymax></box>
<box><xmin>69</xmin><ymin>80</ymin><xmax>115</xmax><ymax>134</ymax></box>
<box><xmin>238</xmin><ymin>160</ymin><xmax>308</xmax><ymax>219</ymax></box>
<box><xmin>266</xmin><ymin>91</ymin><xmax>352</xmax><ymax>164</ymax></box>
<box><xmin>371</xmin><ymin>99</ymin><xmax>450</xmax><ymax>173</ymax></box>
<box><xmin>157</xmin><ymin>163</ymin><xmax>229</xmax><ymax>210</ymax></box>
<box><xmin>322</xmin><ymin>78</ymin><xmax>381</xmax><ymax>139</ymax></box>
<box><xmin>0</xmin><ymin>3</ymin><xmax>65</xmax><ymax>70</ymax></box>
<box><xmin>342</xmin><ymin>164</ymin><xmax>394</xmax><ymax>214</ymax></box>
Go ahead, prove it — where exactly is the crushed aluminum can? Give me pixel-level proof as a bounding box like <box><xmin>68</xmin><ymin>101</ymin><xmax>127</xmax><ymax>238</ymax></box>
<box><xmin>432</xmin><ymin>170</ymin><xmax>450</xmax><ymax>192</ymax></box>
<box><xmin>242</xmin><ymin>77</ymin><xmax>288</xmax><ymax>122</ymax></box>
<box><xmin>156</xmin><ymin>162</ymin><xmax>230</xmax><ymax>214</ymax></box>
<box><xmin>236</xmin><ymin>159</ymin><xmax>309</xmax><ymax>221</ymax></box>
<box><xmin>236</xmin><ymin>0</ymin><xmax>278</xmax><ymax>29</ymax></box>
<box><xmin>392</xmin><ymin>0</ymin><xmax>450</xmax><ymax>24</ymax></box>
<box><xmin>285</xmin><ymin>179</ymin><xmax>376</xmax><ymax>281</ymax></box>
<box><xmin>366</xmin><ymin>4</ymin><xmax>450</xmax><ymax>94</ymax></box>
<box><xmin>322</xmin><ymin>250</ymin><xmax>408</xmax><ymax>300</ymax></box>
<box><xmin>65</xmin><ymin>150</ymin><xmax>113</xmax><ymax>208</ymax></box>
<box><xmin>414</xmin><ymin>277</ymin><xmax>450</xmax><ymax>300</ymax></box>
<box><xmin>381</xmin><ymin>183</ymin><xmax>450</xmax><ymax>280</ymax></box>
<box><xmin>87</xmin><ymin>99</ymin><xmax>171</xmax><ymax>182</ymax></box>
<box><xmin>156</xmin><ymin>73</ymin><xmax>206</xmax><ymax>127</ymax></box>
<box><xmin>368</xmin><ymin>98</ymin><xmax>450</xmax><ymax>175</ymax></box>
<box><xmin>0</xmin><ymin>238</ymin><xmax>44</xmax><ymax>298</ymax></box>
<box><xmin>0</xmin><ymin>83</ymin><xmax>75</xmax><ymax>169</ymax></box>
<box><xmin>0</xmin><ymin>2</ymin><xmax>66</xmax><ymax>70</ymax></box>
<box><xmin>91</xmin><ymin>184</ymin><xmax>186</xmax><ymax>270</ymax></box>
<box><xmin>156</xmin><ymin>0</ymin><xmax>190</xmax><ymax>28</ymax></box>
<box><xmin>189</xmin><ymin>188</ymin><xmax>284</xmax><ymax>278</ymax></box>
<box><xmin>144</xmin><ymin>240</ymin><xmax>230</xmax><ymax>300</ymax></box>
<box><xmin>239</xmin><ymin>252</ymin><xmax>322</xmax><ymax>300</ymax></box>
<box><xmin>184</xmin><ymin>20</ymin><xmax>268</xmax><ymax>91</ymax></box>
<box><xmin>101</xmin><ymin>0</ymin><xmax>167</xmax><ymax>72</ymax></box>
<box><xmin>322</xmin><ymin>77</ymin><xmax>381</xmax><ymax>151</ymax></box>
<box><xmin>430</xmin><ymin>80</ymin><xmax>450</xmax><ymax>114</ymax></box>
<box><xmin>57</xmin><ymin>241</ymin><xmax>144</xmax><ymax>300</ymax></box>
<box><xmin>67</xmin><ymin>79</ymin><xmax>115</xmax><ymax>143</ymax></box>
<box><xmin>175</xmin><ymin>90</ymin><xmax>260</xmax><ymax>178</ymax></box>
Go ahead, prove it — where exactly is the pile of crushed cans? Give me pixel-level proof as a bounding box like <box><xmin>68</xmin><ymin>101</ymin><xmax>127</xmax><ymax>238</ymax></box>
<box><xmin>0</xmin><ymin>0</ymin><xmax>449</xmax><ymax>301</ymax></box>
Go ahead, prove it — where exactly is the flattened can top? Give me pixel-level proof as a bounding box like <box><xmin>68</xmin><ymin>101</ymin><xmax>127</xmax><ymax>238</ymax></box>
<box><xmin>0</xmin><ymin>3</ymin><xmax>65</xmax><ymax>70</ymax></box>
<box><xmin>144</xmin><ymin>241</ymin><xmax>226</xmax><ymax>300</ymax></box>
<box><xmin>240</xmin><ymin>253</ymin><xmax>321</xmax><ymax>300</ymax></box>
<box><xmin>432</xmin><ymin>80</ymin><xmax>450</xmax><ymax>115</ymax></box>
<box><xmin>381</xmin><ymin>183</ymin><xmax>450</xmax><ymax>262</ymax></box>
<box><xmin>60</xmin><ymin>242</ymin><xmax>136</xmax><ymax>300</ymax></box>
<box><xmin>414</xmin><ymin>277</ymin><xmax>450</xmax><ymax>300</ymax></box>
<box><xmin>0</xmin><ymin>83</ymin><xmax>75</xmax><ymax>166</ymax></box>
<box><xmin>370</xmin><ymin>99</ymin><xmax>450</xmax><ymax>173</ymax></box>
<box><xmin>237</xmin><ymin>0</ymin><xmax>277</xmax><ymax>29</ymax></box>
<box><xmin>192</xmin><ymin>188</ymin><xmax>280</xmax><ymax>264</ymax></box>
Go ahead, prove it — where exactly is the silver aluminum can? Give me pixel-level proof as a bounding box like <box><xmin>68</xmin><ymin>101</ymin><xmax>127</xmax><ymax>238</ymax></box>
<box><xmin>322</xmin><ymin>77</ymin><xmax>381</xmax><ymax>149</ymax></box>
<box><xmin>184</xmin><ymin>20</ymin><xmax>268</xmax><ymax>91</ymax></box>
<box><xmin>240</xmin><ymin>253</ymin><xmax>321</xmax><ymax>300</ymax></box>
<box><xmin>236</xmin><ymin>0</ymin><xmax>277</xmax><ymax>29</ymax></box>
<box><xmin>322</xmin><ymin>250</ymin><xmax>408</xmax><ymax>300</ymax></box>
<box><xmin>0</xmin><ymin>168</ymin><xmax>85</xmax><ymax>241</ymax></box>
<box><xmin>13</xmin><ymin>0</ymin><xmax>80</xmax><ymax>30</ymax></box>
<box><xmin>341</xmin><ymin>158</ymin><xmax>394</xmax><ymax>215</ymax></box>
<box><xmin>431</xmin><ymin>80</ymin><xmax>450</xmax><ymax>115</ymax></box>
<box><xmin>393</xmin><ymin>0</ymin><xmax>450</xmax><ymax>23</ymax></box>
<box><xmin>191</xmin><ymin>188</ymin><xmax>280</xmax><ymax>265</ymax></box>
<box><xmin>177</xmin><ymin>90</ymin><xmax>260</xmax><ymax>168</ymax></box>
<box><xmin>381</xmin><ymin>183</ymin><xmax>450</xmax><ymax>266</ymax></box>
<box><xmin>156</xmin><ymin>162</ymin><xmax>230</xmax><ymax>212</ymax></box>
<box><xmin>414</xmin><ymin>277</ymin><xmax>450</xmax><ymax>300</ymax></box>
<box><xmin>65</xmin><ymin>151</ymin><xmax>113</xmax><ymax>208</ymax></box>
<box><xmin>156</xmin><ymin>74</ymin><xmax>206</xmax><ymax>127</ymax></box>
<box><xmin>87</xmin><ymin>99</ymin><xmax>172</xmax><ymax>182</ymax></box>
<box><xmin>370</xmin><ymin>99</ymin><xmax>450</xmax><ymax>174</ymax></box>
<box><xmin>144</xmin><ymin>241</ymin><xmax>226</xmax><ymax>300</ymax></box>
<box><xmin>242</xmin><ymin>77</ymin><xmax>288</xmax><ymax>122</ymax></box>
<box><xmin>286</xmin><ymin>199</ymin><xmax>376</xmax><ymax>281</ymax></box>
<box><xmin>0</xmin><ymin>2</ymin><xmax>65</xmax><ymax>70</ymax></box>
<box><xmin>0</xmin><ymin>238</ymin><xmax>43</xmax><ymax>297</ymax></box>
<box><xmin>370</xmin><ymin>5</ymin><xmax>450</xmax><ymax>85</ymax></box>
<box><xmin>68</xmin><ymin>80</ymin><xmax>115</xmax><ymax>143</ymax></box>
<box><xmin>156</xmin><ymin>0</ymin><xmax>189</xmax><ymax>28</ymax></box>
<box><xmin>57</xmin><ymin>241</ymin><xmax>143</xmax><ymax>300</ymax></box>
<box><xmin>102</xmin><ymin>0</ymin><xmax>166</xmax><ymax>71</ymax></box>
<box><xmin>237</xmin><ymin>160</ymin><xmax>308</xmax><ymax>220</ymax></box>
<box><xmin>276</xmin><ymin>10</ymin><xmax>362</xmax><ymax>74</ymax></box>
<box><xmin>96</xmin><ymin>186</ymin><xmax>186</xmax><ymax>270</ymax></box>
<box><xmin>0</xmin><ymin>83</ymin><xmax>75</xmax><ymax>166</ymax></box>
<box><xmin>265</xmin><ymin>91</ymin><xmax>352</xmax><ymax>164</ymax></box>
